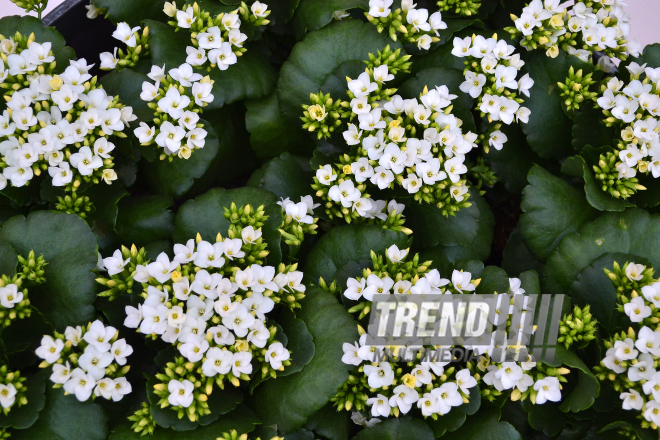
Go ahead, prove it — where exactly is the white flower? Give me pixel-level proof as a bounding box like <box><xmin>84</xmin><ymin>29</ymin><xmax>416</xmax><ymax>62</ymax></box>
<box><xmin>515</xmin><ymin>12</ymin><xmax>539</xmax><ymax>36</ymax></box>
<box><xmin>228</xmin><ymin>29</ymin><xmax>247</xmax><ymax>48</ymax></box>
<box><xmin>202</xmin><ymin>347</ymin><xmax>233</xmax><ymax>376</ymax></box>
<box><xmin>286</xmin><ymin>202</ymin><xmax>314</xmax><ymax>224</ymax></box>
<box><xmin>232</xmin><ymin>351</ymin><xmax>253</xmax><ymax>377</ymax></box>
<box><xmin>431</xmin><ymin>382</ymin><xmax>463</xmax><ymax>414</ymax></box>
<box><xmin>63</xmin><ymin>368</ymin><xmax>96</xmax><ymax>401</ymax></box>
<box><xmin>328</xmin><ymin>180</ymin><xmax>361</xmax><ymax>207</ymax></box>
<box><xmin>348</xmin><ymin>72</ymin><xmax>377</xmax><ymax>98</ymax></box>
<box><xmin>625</xmin><ymin>263</ymin><xmax>645</xmax><ymax>281</ymax></box>
<box><xmin>169</xmin><ymin>63</ymin><xmax>203</xmax><ymax>87</ymax></box>
<box><xmin>222</xmin><ymin>304</ymin><xmax>255</xmax><ymax>337</ymax></box>
<box><xmin>373</xmin><ymin>65</ymin><xmax>394</xmax><ymax>83</ymax></box>
<box><xmin>624</xmin><ymin>296</ymin><xmax>651</xmax><ymax>323</ymax></box>
<box><xmin>179</xmin><ymin>334</ymin><xmax>210</xmax><ymax>362</ymax></box>
<box><xmin>193</xmin><ymin>240</ymin><xmax>225</xmax><ymax>268</ymax></box>
<box><xmin>385</xmin><ymin>245</ymin><xmax>408</xmax><ymax>263</ymax></box>
<box><xmin>602</xmin><ymin>348</ymin><xmax>626</xmax><ymax>373</ymax></box>
<box><xmin>451</xmin><ymin>36</ymin><xmax>472</xmax><ymax>57</ymax></box>
<box><xmin>644</xmin><ymin>401</ymin><xmax>660</xmax><ymax>425</ymax></box>
<box><xmin>533</xmin><ymin>376</ymin><xmax>561</xmax><ymax>404</ymax></box>
<box><xmin>0</xmin><ymin>283</ymin><xmax>22</xmax><ymax>309</ymax></box>
<box><xmin>416</xmin><ymin>34</ymin><xmax>432</xmax><ymax>51</ymax></box>
<box><xmin>112</xmin><ymin>23</ymin><xmax>140</xmax><ymax>47</ymax></box>
<box><xmin>50</xmin><ymin>361</ymin><xmax>72</xmax><ymax>384</ymax></box>
<box><xmin>455</xmin><ymin>369</ymin><xmax>477</xmax><ymax>393</ymax></box>
<box><xmin>389</xmin><ymin>384</ymin><xmax>419</xmax><ymax>414</ymax></box>
<box><xmin>134</xmin><ymin>122</ymin><xmax>155</xmax><ymax>144</ymax></box>
<box><xmin>407</xmin><ymin>8</ymin><xmax>430</xmax><ymax>32</ymax></box>
<box><xmin>494</xmin><ymin>362</ymin><xmax>524</xmax><ymax>390</ymax></box>
<box><xmin>146</xmin><ymin>252</ymin><xmax>178</xmax><ymax>283</ymax></box>
<box><xmin>251</xmin><ymin>1</ymin><xmax>269</xmax><ymax>17</ymax></box>
<box><xmin>208</xmin><ymin>42</ymin><xmax>237</xmax><ymax>71</ymax></box>
<box><xmin>370</xmin><ymin>166</ymin><xmax>394</xmax><ymax>189</ymax></box>
<box><xmin>628</xmin><ymin>353</ymin><xmax>656</xmax><ymax>382</ymax></box>
<box><xmin>69</xmin><ymin>146</ymin><xmax>102</xmax><ymax>176</ymax></box>
<box><xmin>517</xmin><ymin>73</ymin><xmax>534</xmax><ymax>97</ymax></box>
<box><xmin>444</xmin><ymin>156</ymin><xmax>468</xmax><ymax>183</ymax></box>
<box><xmin>163</xmin><ymin>1</ymin><xmax>177</xmax><ymax>17</ymax></box>
<box><xmin>417</xmin><ymin>393</ymin><xmax>440</xmax><ymax>416</ymax></box>
<box><xmin>366</xmin><ymin>394</ymin><xmax>391</xmax><ymax>417</ymax></box>
<box><xmin>368</xmin><ymin>0</ymin><xmax>393</xmax><ymax>18</ymax></box>
<box><xmin>241</xmin><ymin>226</ymin><xmax>262</xmax><ymax>244</ymax></box>
<box><xmin>342</xmin><ymin>123</ymin><xmax>362</xmax><ymax>145</ymax></box>
<box><xmin>99</xmin><ymin>48</ymin><xmax>118</xmax><ymax>70</ymax></box>
<box><xmin>460</xmin><ymin>71</ymin><xmax>486</xmax><ymax>98</ymax></box>
<box><xmin>429</xmin><ymin>11</ymin><xmax>446</xmax><ymax>36</ymax></box>
<box><xmin>111</xmin><ymin>339</ymin><xmax>133</xmax><ymax>365</ymax></box>
<box><xmin>642</xmin><ymin>284</ymin><xmax>660</xmax><ymax>308</ymax></box>
<box><xmin>192</xmin><ymin>82</ymin><xmax>213</xmax><ymax>106</ymax></box>
<box><xmin>515</xmin><ymin>107</ymin><xmax>531</xmax><ymax>124</ymax></box>
<box><xmin>176</xmin><ymin>7</ymin><xmax>195</xmax><ymax>28</ymax></box>
<box><xmin>197</xmin><ymin>26</ymin><xmax>222</xmax><ymax>50</ymax></box>
<box><xmin>0</xmin><ymin>384</ymin><xmax>16</xmax><ymax>409</ymax></box>
<box><xmin>124</xmin><ymin>305</ymin><xmax>142</xmax><ymax>328</ymax></box>
<box><xmin>344</xmin><ymin>278</ymin><xmax>366</xmax><ymax>301</ymax></box>
<box><xmin>615</xmin><ymin>338</ymin><xmax>638</xmax><ymax>360</ymax></box>
<box><xmin>83</xmin><ymin>320</ymin><xmax>116</xmax><ymax>353</ymax></box>
<box><xmin>51</xmin><ymin>84</ymin><xmax>78</xmax><ymax>111</ymax></box>
<box><xmin>265</xmin><ymin>342</ymin><xmax>290</xmax><ymax>370</ymax></box>
<box><xmin>79</xmin><ymin>345</ymin><xmax>114</xmax><ymax>380</ymax></box>
<box><xmin>148</xmin><ymin>64</ymin><xmax>167</xmax><ymax>82</ymax></box>
<box><xmin>451</xmin><ymin>270</ymin><xmax>474</xmax><ymax>293</ymax></box>
<box><xmin>342</xmin><ymin>341</ymin><xmax>362</xmax><ymax>365</ymax></box>
<box><xmin>168</xmin><ymin>379</ymin><xmax>194</xmax><ymax>407</ymax></box>
<box><xmin>86</xmin><ymin>3</ymin><xmax>102</xmax><ymax>18</ymax></box>
<box><xmin>221</xmin><ymin>13</ymin><xmax>241</xmax><ymax>30</ymax></box>
<box><xmin>363</xmin><ymin>274</ymin><xmax>394</xmax><ymax>301</ymax></box>
<box><xmin>27</xmin><ymin>42</ymin><xmax>54</xmax><ymax>65</ymax></box>
<box><xmin>316</xmin><ymin>164</ymin><xmax>337</xmax><ymax>185</ymax></box>
<box><xmin>450</xmin><ymin>185</ymin><xmax>469</xmax><ymax>202</ymax></box>
<box><xmin>186</xmin><ymin>127</ymin><xmax>207</xmax><ymax>149</ymax></box>
<box><xmin>489</xmin><ymin>130</ymin><xmax>508</xmax><ymax>150</ymax></box>
<box><xmin>35</xmin><ymin>335</ymin><xmax>64</xmax><ymax>363</ymax></box>
<box><xmin>103</xmin><ymin>249</ymin><xmax>130</xmax><ymax>276</ymax></box>
<box><xmin>155</xmin><ymin>121</ymin><xmax>185</xmax><ymax>153</ymax></box>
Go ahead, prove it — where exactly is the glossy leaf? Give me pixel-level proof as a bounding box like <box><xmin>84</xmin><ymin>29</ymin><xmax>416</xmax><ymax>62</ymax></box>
<box><xmin>115</xmin><ymin>195</ymin><xmax>175</xmax><ymax>246</ymax></box>
<box><xmin>0</xmin><ymin>371</ymin><xmax>46</xmax><ymax>430</ymax></box>
<box><xmin>247</xmin><ymin>153</ymin><xmax>313</xmax><ymax>200</ymax></box>
<box><xmin>0</xmin><ymin>211</ymin><xmax>98</xmax><ymax>330</ymax></box>
<box><xmin>351</xmin><ymin>417</ymin><xmax>435</xmax><ymax>440</ymax></box>
<box><xmin>291</xmin><ymin>0</ymin><xmax>369</xmax><ymax>38</ymax></box>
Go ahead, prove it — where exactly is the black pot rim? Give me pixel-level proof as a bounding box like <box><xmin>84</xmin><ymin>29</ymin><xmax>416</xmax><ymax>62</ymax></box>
<box><xmin>43</xmin><ymin>0</ymin><xmax>88</xmax><ymax>26</ymax></box>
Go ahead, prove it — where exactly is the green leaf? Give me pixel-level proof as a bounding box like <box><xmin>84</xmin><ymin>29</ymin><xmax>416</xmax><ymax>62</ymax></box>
<box><xmin>245</xmin><ymin>92</ymin><xmax>314</xmax><ymax>159</ymax></box>
<box><xmin>147</xmin><ymin>20</ymin><xmax>275</xmax><ymax>110</ymax></box>
<box><xmin>91</xmin><ymin>0</ymin><xmax>167</xmax><ymax>26</ymax></box>
<box><xmin>351</xmin><ymin>417</ymin><xmax>435</xmax><ymax>440</ymax></box>
<box><xmin>476</xmin><ymin>266</ymin><xmax>510</xmax><ymax>294</ymax></box>
<box><xmin>266</xmin><ymin>0</ymin><xmax>300</xmax><ymax>25</ymax></box>
<box><xmin>140</xmin><ymin>119</ymin><xmax>220</xmax><ymax>198</ymax></box>
<box><xmin>0</xmin><ymin>371</ymin><xmax>46</xmax><ymax>430</ymax></box>
<box><xmin>277</xmin><ymin>20</ymin><xmax>403</xmax><ymax>124</ymax></box>
<box><xmin>0</xmin><ymin>241</ymin><xmax>17</xmax><ymax>277</ymax></box>
<box><xmin>501</xmin><ymin>228</ymin><xmax>544</xmax><ymax>277</ymax></box>
<box><xmin>521</xmin><ymin>50</ymin><xmax>595</xmax><ymax>159</ymax></box>
<box><xmin>115</xmin><ymin>195</ymin><xmax>175</xmax><ymax>246</ymax></box>
<box><xmin>108</xmin><ymin>405</ymin><xmax>260</xmax><ymax>439</ymax></box>
<box><xmin>520</xmin><ymin>165</ymin><xmax>598</xmax><ymax>261</ymax></box>
<box><xmin>561</xmin><ymin>153</ymin><xmax>634</xmax><ymax>212</ymax></box>
<box><xmin>303</xmin><ymin>403</ymin><xmax>351</xmax><ymax>440</ymax></box>
<box><xmin>0</xmin><ymin>211</ymin><xmax>98</xmax><ymax>330</ymax></box>
<box><xmin>569</xmin><ymin>252</ymin><xmax>634</xmax><ymax>333</ymax></box>
<box><xmin>291</xmin><ymin>0</ymin><xmax>369</xmax><ymax>38</ymax></box>
<box><xmin>485</xmin><ymin>124</ymin><xmax>550</xmax><ymax>195</ymax></box>
<box><xmin>277</xmin><ymin>307</ymin><xmax>314</xmax><ymax>377</ymax></box>
<box><xmin>0</xmin><ymin>16</ymin><xmax>75</xmax><ymax>69</ymax></box>
<box><xmin>404</xmin><ymin>189</ymin><xmax>492</xmax><ymax>250</ymax></box>
<box><xmin>627</xmin><ymin>43</ymin><xmax>660</xmax><ymax>69</ymax></box>
<box><xmin>521</xmin><ymin>399</ymin><xmax>569</xmax><ymax>437</ymax></box>
<box><xmin>13</xmin><ymin>386</ymin><xmax>108</xmax><ymax>440</ymax></box>
<box><xmin>413</xmin><ymin>37</ymin><xmax>471</xmax><ymax>73</ymax></box>
<box><xmin>100</xmin><ymin>68</ymin><xmax>153</xmax><ymax>122</ymax></box>
<box><xmin>416</xmin><ymin>190</ymin><xmax>494</xmax><ymax>273</ymax></box>
<box><xmin>303</xmin><ymin>224</ymin><xmax>408</xmax><ymax>287</ymax></box>
<box><xmin>545</xmin><ymin>346</ymin><xmax>600</xmax><ymax>413</ymax></box>
<box><xmin>571</xmin><ymin>107</ymin><xmax>615</xmax><ymax>153</ymax></box>
<box><xmin>173</xmin><ymin>187</ymin><xmax>283</xmax><ymax>265</ymax></box>
<box><xmin>247</xmin><ymin>153</ymin><xmax>313</xmax><ymax>200</ymax></box>
<box><xmin>250</xmin><ymin>287</ymin><xmax>359</xmax><ymax>434</ymax></box>
<box><xmin>399</xmin><ymin>67</ymin><xmax>475</xmax><ymax>132</ymax></box>
<box><xmin>449</xmin><ymin>408</ymin><xmax>521</xmax><ymax>440</ymax></box>
<box><xmin>2</xmin><ymin>307</ymin><xmax>53</xmax><ymax>367</ymax></box>
<box><xmin>543</xmin><ymin>209</ymin><xmax>660</xmax><ymax>295</ymax></box>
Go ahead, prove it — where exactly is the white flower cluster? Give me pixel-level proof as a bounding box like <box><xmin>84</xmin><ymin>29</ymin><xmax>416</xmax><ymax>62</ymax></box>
<box><xmin>134</xmin><ymin>63</ymin><xmax>213</xmax><ymax>159</ymax></box>
<box><xmin>367</xmin><ymin>0</ymin><xmax>447</xmax><ymax>50</ymax></box>
<box><xmin>513</xmin><ymin>0</ymin><xmax>640</xmax><ymax>60</ymax></box>
<box><xmin>452</xmin><ymin>34</ymin><xmax>532</xmax><ymax>150</ymax></box>
<box><xmin>596</xmin><ymin>65</ymin><xmax>660</xmax><ymax>180</ymax></box>
<box><xmin>0</xmin><ymin>283</ymin><xmax>22</xmax><ymax>309</ymax></box>
<box><xmin>35</xmin><ymin>320</ymin><xmax>133</xmax><ymax>402</ymax></box>
<box><xmin>0</xmin><ymin>36</ymin><xmax>133</xmax><ymax>189</ymax></box>
<box><xmin>317</xmin><ymin>69</ymin><xmax>475</xmax><ymax>215</ymax></box>
<box><xmin>119</xmin><ymin>237</ymin><xmax>302</xmax><ymax>405</ymax></box>
<box><xmin>164</xmin><ymin>1</ymin><xmax>269</xmax><ymax>71</ymax></box>
<box><xmin>99</xmin><ymin>22</ymin><xmax>144</xmax><ymax>70</ymax></box>
<box><xmin>277</xmin><ymin>195</ymin><xmax>319</xmax><ymax>225</ymax></box>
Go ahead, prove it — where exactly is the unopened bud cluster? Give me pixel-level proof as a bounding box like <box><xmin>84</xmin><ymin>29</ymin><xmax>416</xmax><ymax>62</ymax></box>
<box><xmin>277</xmin><ymin>196</ymin><xmax>319</xmax><ymax>257</ymax></box>
<box><xmin>0</xmin><ymin>365</ymin><xmax>27</xmax><ymax>414</ymax></box>
<box><xmin>9</xmin><ymin>0</ymin><xmax>48</xmax><ymax>17</ymax></box>
<box><xmin>436</xmin><ymin>0</ymin><xmax>481</xmax><ymax>16</ymax></box>
<box><xmin>0</xmin><ymin>251</ymin><xmax>46</xmax><ymax>329</ymax></box>
<box><xmin>558</xmin><ymin>304</ymin><xmax>597</xmax><ymax>349</ymax></box>
<box><xmin>35</xmin><ymin>320</ymin><xmax>133</xmax><ymax>402</ymax></box>
<box><xmin>557</xmin><ymin>66</ymin><xmax>597</xmax><ymax>114</ymax></box>
<box><xmin>99</xmin><ymin>23</ymin><xmax>150</xmax><ymax>71</ymax></box>
<box><xmin>128</xmin><ymin>402</ymin><xmax>157</xmax><ymax>436</ymax></box>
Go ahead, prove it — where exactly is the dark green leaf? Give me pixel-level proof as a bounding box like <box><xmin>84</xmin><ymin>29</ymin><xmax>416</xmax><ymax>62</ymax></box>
<box><xmin>251</xmin><ymin>287</ymin><xmax>358</xmax><ymax>434</ymax></box>
<box><xmin>476</xmin><ymin>266</ymin><xmax>510</xmax><ymax>294</ymax></box>
<box><xmin>571</xmin><ymin>106</ymin><xmax>615</xmax><ymax>153</ymax></box>
<box><xmin>0</xmin><ymin>371</ymin><xmax>46</xmax><ymax>430</ymax></box>
<box><xmin>561</xmin><ymin>154</ymin><xmax>634</xmax><ymax>212</ymax></box>
<box><xmin>245</xmin><ymin>92</ymin><xmax>313</xmax><ymax>159</ymax></box>
<box><xmin>545</xmin><ymin>346</ymin><xmax>600</xmax><ymax>413</ymax></box>
<box><xmin>543</xmin><ymin>209</ymin><xmax>660</xmax><ymax>295</ymax></box>
<box><xmin>173</xmin><ymin>187</ymin><xmax>283</xmax><ymax>265</ymax></box>
<box><xmin>521</xmin><ymin>50</ymin><xmax>595</xmax><ymax>159</ymax></box>
<box><xmin>521</xmin><ymin>399</ymin><xmax>569</xmax><ymax>437</ymax></box>
<box><xmin>0</xmin><ymin>241</ymin><xmax>17</xmax><ymax>277</ymax></box>
<box><xmin>2</xmin><ymin>307</ymin><xmax>53</xmax><ymax>365</ymax></box>
<box><xmin>247</xmin><ymin>153</ymin><xmax>313</xmax><ymax>200</ymax></box>
<box><xmin>303</xmin><ymin>224</ymin><xmax>408</xmax><ymax>287</ymax></box>
<box><xmin>0</xmin><ymin>211</ymin><xmax>98</xmax><ymax>330</ymax></box>
<box><xmin>277</xmin><ymin>20</ymin><xmax>403</xmax><ymax>124</ymax></box>
<box><xmin>291</xmin><ymin>0</ymin><xmax>369</xmax><ymax>38</ymax></box>
<box><xmin>0</xmin><ymin>16</ymin><xmax>75</xmax><ymax>69</ymax></box>
<box><xmin>115</xmin><ymin>195</ymin><xmax>174</xmax><ymax>246</ymax></box>
<box><xmin>108</xmin><ymin>405</ymin><xmax>260</xmax><ymax>439</ymax></box>
<box><xmin>449</xmin><ymin>408</ymin><xmax>521</xmax><ymax>440</ymax></box>
<box><xmin>13</xmin><ymin>386</ymin><xmax>108</xmax><ymax>440</ymax></box>
<box><xmin>100</xmin><ymin>68</ymin><xmax>153</xmax><ymax>122</ymax></box>
<box><xmin>266</xmin><ymin>0</ymin><xmax>301</xmax><ymax>25</ymax></box>
<box><xmin>426</xmin><ymin>386</ymin><xmax>481</xmax><ymax>437</ymax></box>
<box><xmin>277</xmin><ymin>307</ymin><xmax>314</xmax><ymax>377</ymax></box>
<box><xmin>140</xmin><ymin>119</ymin><xmax>220</xmax><ymax>198</ymax></box>
<box><xmin>91</xmin><ymin>0</ymin><xmax>167</xmax><ymax>26</ymax></box>
<box><xmin>351</xmin><ymin>417</ymin><xmax>435</xmax><ymax>440</ymax></box>
<box><xmin>501</xmin><ymin>228</ymin><xmax>544</xmax><ymax>277</ymax></box>
<box><xmin>303</xmin><ymin>403</ymin><xmax>351</xmax><ymax>440</ymax></box>
<box><xmin>520</xmin><ymin>165</ymin><xmax>598</xmax><ymax>260</ymax></box>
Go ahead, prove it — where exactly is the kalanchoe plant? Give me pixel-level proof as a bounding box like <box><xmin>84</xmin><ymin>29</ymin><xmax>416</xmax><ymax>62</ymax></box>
<box><xmin>99</xmin><ymin>22</ymin><xmax>151</xmax><ymax>71</ymax></box>
<box><xmin>365</xmin><ymin>0</ymin><xmax>446</xmax><ymax>48</ymax></box>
